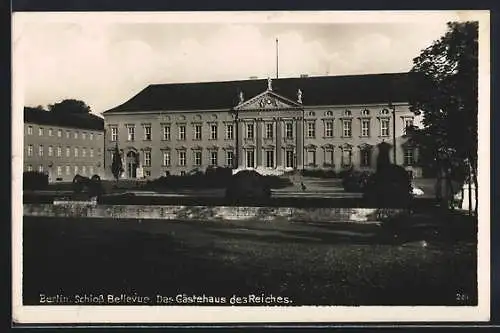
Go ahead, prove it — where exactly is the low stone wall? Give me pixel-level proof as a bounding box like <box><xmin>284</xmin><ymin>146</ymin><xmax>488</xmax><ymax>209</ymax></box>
<box><xmin>23</xmin><ymin>203</ymin><xmax>406</xmax><ymax>223</ymax></box>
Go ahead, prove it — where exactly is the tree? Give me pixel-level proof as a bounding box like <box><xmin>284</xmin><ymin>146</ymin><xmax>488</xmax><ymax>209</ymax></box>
<box><xmin>48</xmin><ymin>99</ymin><xmax>92</xmax><ymax>114</ymax></box>
<box><xmin>408</xmin><ymin>21</ymin><xmax>478</xmax><ymax>214</ymax></box>
<box><xmin>111</xmin><ymin>144</ymin><xmax>123</xmax><ymax>181</ymax></box>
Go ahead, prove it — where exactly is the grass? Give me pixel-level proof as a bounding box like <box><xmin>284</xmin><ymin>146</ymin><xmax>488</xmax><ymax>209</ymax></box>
<box><xmin>23</xmin><ymin>212</ymin><xmax>477</xmax><ymax>306</ymax></box>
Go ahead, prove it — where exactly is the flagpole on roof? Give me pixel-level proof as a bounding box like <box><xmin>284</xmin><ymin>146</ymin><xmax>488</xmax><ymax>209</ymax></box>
<box><xmin>276</xmin><ymin>38</ymin><xmax>279</xmax><ymax>79</ymax></box>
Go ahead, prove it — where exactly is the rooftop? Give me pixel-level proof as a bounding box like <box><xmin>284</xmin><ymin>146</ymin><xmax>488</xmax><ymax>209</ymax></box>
<box><xmin>24</xmin><ymin>107</ymin><xmax>104</xmax><ymax>131</ymax></box>
<box><xmin>103</xmin><ymin>72</ymin><xmax>417</xmax><ymax>114</ymax></box>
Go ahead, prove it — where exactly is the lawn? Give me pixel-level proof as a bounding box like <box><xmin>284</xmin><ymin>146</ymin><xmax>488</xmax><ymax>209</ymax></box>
<box><xmin>23</xmin><ymin>211</ymin><xmax>477</xmax><ymax>306</ymax></box>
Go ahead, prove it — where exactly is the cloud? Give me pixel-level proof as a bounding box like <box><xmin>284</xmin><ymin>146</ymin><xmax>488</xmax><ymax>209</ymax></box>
<box><xmin>15</xmin><ymin>18</ymin><xmax>452</xmax><ymax>114</ymax></box>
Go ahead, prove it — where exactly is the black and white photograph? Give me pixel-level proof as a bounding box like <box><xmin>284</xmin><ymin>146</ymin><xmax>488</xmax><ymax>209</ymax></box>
<box><xmin>12</xmin><ymin>10</ymin><xmax>490</xmax><ymax>324</ymax></box>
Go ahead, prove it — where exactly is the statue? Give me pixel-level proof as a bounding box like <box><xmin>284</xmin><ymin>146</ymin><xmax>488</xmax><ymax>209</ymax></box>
<box><xmin>267</xmin><ymin>77</ymin><xmax>273</xmax><ymax>91</ymax></box>
<box><xmin>239</xmin><ymin>91</ymin><xmax>244</xmax><ymax>104</ymax></box>
<box><xmin>297</xmin><ymin>89</ymin><xmax>303</xmax><ymax>103</ymax></box>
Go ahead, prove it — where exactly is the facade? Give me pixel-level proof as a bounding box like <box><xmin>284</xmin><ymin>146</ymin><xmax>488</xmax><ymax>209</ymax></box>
<box><xmin>24</xmin><ymin>107</ymin><xmax>105</xmax><ymax>182</ymax></box>
<box><xmin>103</xmin><ymin>73</ymin><xmax>423</xmax><ymax>179</ymax></box>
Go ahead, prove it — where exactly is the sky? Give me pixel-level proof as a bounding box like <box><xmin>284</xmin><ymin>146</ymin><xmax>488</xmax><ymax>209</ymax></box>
<box><xmin>13</xmin><ymin>11</ymin><xmax>466</xmax><ymax>114</ymax></box>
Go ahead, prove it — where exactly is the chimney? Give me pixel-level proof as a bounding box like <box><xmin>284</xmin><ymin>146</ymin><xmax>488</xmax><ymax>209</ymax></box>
<box><xmin>300</xmin><ymin>74</ymin><xmax>309</xmax><ymax>78</ymax></box>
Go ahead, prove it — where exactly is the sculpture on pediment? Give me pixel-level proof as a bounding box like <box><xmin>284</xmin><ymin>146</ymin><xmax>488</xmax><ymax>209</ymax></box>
<box><xmin>297</xmin><ymin>89</ymin><xmax>303</xmax><ymax>103</ymax></box>
<box><xmin>238</xmin><ymin>91</ymin><xmax>244</xmax><ymax>104</ymax></box>
<box><xmin>267</xmin><ymin>77</ymin><xmax>273</xmax><ymax>91</ymax></box>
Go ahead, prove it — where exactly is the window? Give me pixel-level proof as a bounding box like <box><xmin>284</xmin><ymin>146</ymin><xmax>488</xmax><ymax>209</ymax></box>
<box><xmin>66</xmin><ymin>165</ymin><xmax>70</xmax><ymax>175</ymax></box>
<box><xmin>144</xmin><ymin>125</ymin><xmax>152</xmax><ymax>141</ymax></box>
<box><xmin>82</xmin><ymin>132</ymin><xmax>86</xmax><ymax>140</ymax></box>
<box><xmin>74</xmin><ymin>147</ymin><xmax>78</xmax><ymax>157</ymax></box>
<box><xmin>360</xmin><ymin>149</ymin><xmax>372</xmax><ymax>167</ymax></box>
<box><xmin>82</xmin><ymin>148</ymin><xmax>86</xmax><ymax>158</ymax></box>
<box><xmin>38</xmin><ymin>145</ymin><xmax>43</xmax><ymax>156</ymax></box>
<box><xmin>163</xmin><ymin>151</ymin><xmax>171</xmax><ymax>166</ymax></box>
<box><xmin>57</xmin><ymin>166</ymin><xmax>62</xmax><ymax>176</ymax></box>
<box><xmin>381</xmin><ymin>108</ymin><xmax>390</xmax><ymax>115</ymax></box>
<box><xmin>38</xmin><ymin>165</ymin><xmax>43</xmax><ymax>173</ymax></box>
<box><xmin>27</xmin><ymin>145</ymin><xmax>33</xmax><ymax>156</ymax></box>
<box><xmin>307</xmin><ymin>150</ymin><xmax>316</xmax><ymax>166</ymax></box>
<box><xmin>48</xmin><ymin>146</ymin><xmax>53</xmax><ymax>157</ymax></box>
<box><xmin>111</xmin><ymin>127</ymin><xmax>118</xmax><ymax>142</ymax></box>
<box><xmin>90</xmin><ymin>133</ymin><xmax>94</xmax><ymax>141</ymax></box>
<box><xmin>246</xmin><ymin>123</ymin><xmax>254</xmax><ymax>139</ymax></box>
<box><xmin>144</xmin><ymin>151</ymin><xmax>151</xmax><ymax>167</ymax></box>
<box><xmin>27</xmin><ymin>165</ymin><xmax>33</xmax><ymax>172</ymax></box>
<box><xmin>89</xmin><ymin>166</ymin><xmax>94</xmax><ymax>175</ymax></box>
<box><xmin>285</xmin><ymin>123</ymin><xmax>293</xmax><ymax>139</ymax></box>
<box><xmin>48</xmin><ymin>128</ymin><xmax>53</xmax><ymax>136</ymax></box>
<box><xmin>27</xmin><ymin>126</ymin><xmax>33</xmax><ymax>135</ymax></box>
<box><xmin>210</xmin><ymin>151</ymin><xmax>218</xmax><ymax>166</ymax></box>
<box><xmin>361</xmin><ymin>119</ymin><xmax>370</xmax><ymax>137</ymax></box>
<box><xmin>286</xmin><ymin>150</ymin><xmax>294</xmax><ymax>168</ymax></box>
<box><xmin>178</xmin><ymin>151</ymin><xmax>186</xmax><ymax>166</ymax></box>
<box><xmin>246</xmin><ymin>150</ymin><xmax>255</xmax><ymax>168</ymax></box>
<box><xmin>66</xmin><ymin>131</ymin><xmax>70</xmax><ymax>139</ymax></box>
<box><xmin>127</xmin><ymin>126</ymin><xmax>135</xmax><ymax>141</ymax></box>
<box><xmin>326</xmin><ymin>111</ymin><xmax>333</xmax><ymax>117</ymax></box>
<box><xmin>194</xmin><ymin>125</ymin><xmax>202</xmax><ymax>140</ymax></box>
<box><xmin>307</xmin><ymin>122</ymin><xmax>315</xmax><ymax>138</ymax></box>
<box><xmin>325</xmin><ymin>121</ymin><xmax>333</xmax><ymax>137</ymax></box>
<box><xmin>325</xmin><ymin>149</ymin><xmax>334</xmax><ymax>166</ymax></box>
<box><xmin>194</xmin><ymin>151</ymin><xmax>202</xmax><ymax>166</ymax></box>
<box><xmin>163</xmin><ymin>125</ymin><xmax>171</xmax><ymax>141</ymax></box>
<box><xmin>404</xmin><ymin>118</ymin><xmax>414</xmax><ymax>135</ymax></box>
<box><xmin>226</xmin><ymin>124</ymin><xmax>234</xmax><ymax>140</ymax></box>
<box><xmin>210</xmin><ymin>125</ymin><xmax>218</xmax><ymax>140</ymax></box>
<box><xmin>266</xmin><ymin>150</ymin><xmax>274</xmax><ymax>168</ymax></box>
<box><xmin>380</xmin><ymin>119</ymin><xmax>390</xmax><ymax>137</ymax></box>
<box><xmin>57</xmin><ymin>146</ymin><xmax>62</xmax><ymax>157</ymax></box>
<box><xmin>180</xmin><ymin>171</ymin><xmax>186</xmax><ymax>176</ymax></box>
<box><xmin>66</xmin><ymin>147</ymin><xmax>70</xmax><ymax>157</ymax></box>
<box><xmin>82</xmin><ymin>166</ymin><xmax>86</xmax><ymax>175</ymax></box>
<box><xmin>144</xmin><ymin>170</ymin><xmax>151</xmax><ymax>177</ymax></box>
<box><xmin>178</xmin><ymin>125</ymin><xmax>186</xmax><ymax>140</ymax></box>
<box><xmin>344</xmin><ymin>110</ymin><xmax>352</xmax><ymax>116</ymax></box>
<box><xmin>74</xmin><ymin>132</ymin><xmax>78</xmax><ymax>139</ymax></box>
<box><xmin>39</xmin><ymin>128</ymin><xmax>43</xmax><ymax>136</ymax></box>
<box><xmin>265</xmin><ymin>123</ymin><xmax>274</xmax><ymax>139</ymax></box>
<box><xmin>74</xmin><ymin>166</ymin><xmax>78</xmax><ymax>175</ymax></box>
<box><xmin>226</xmin><ymin>151</ymin><xmax>234</xmax><ymax>167</ymax></box>
<box><xmin>342</xmin><ymin>120</ymin><xmax>352</xmax><ymax>137</ymax></box>
<box><xmin>90</xmin><ymin>148</ymin><xmax>94</xmax><ymax>158</ymax></box>
<box><xmin>341</xmin><ymin>149</ymin><xmax>352</xmax><ymax>167</ymax></box>
<box><xmin>362</xmin><ymin>109</ymin><xmax>370</xmax><ymax>116</ymax></box>
<box><xmin>404</xmin><ymin>148</ymin><xmax>415</xmax><ymax>166</ymax></box>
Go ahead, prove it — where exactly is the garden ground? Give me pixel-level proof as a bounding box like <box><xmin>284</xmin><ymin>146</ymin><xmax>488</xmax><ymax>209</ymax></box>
<box><xmin>23</xmin><ymin>210</ymin><xmax>476</xmax><ymax>306</ymax></box>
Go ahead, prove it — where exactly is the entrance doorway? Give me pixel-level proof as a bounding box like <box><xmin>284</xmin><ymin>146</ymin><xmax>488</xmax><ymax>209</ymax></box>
<box><xmin>126</xmin><ymin>151</ymin><xmax>138</xmax><ymax>178</ymax></box>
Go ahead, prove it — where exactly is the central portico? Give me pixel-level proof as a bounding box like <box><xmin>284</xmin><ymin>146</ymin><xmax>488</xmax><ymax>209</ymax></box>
<box><xmin>232</xmin><ymin>79</ymin><xmax>305</xmax><ymax>171</ymax></box>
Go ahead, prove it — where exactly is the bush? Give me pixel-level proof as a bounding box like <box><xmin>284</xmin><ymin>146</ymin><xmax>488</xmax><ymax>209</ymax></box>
<box><xmin>89</xmin><ymin>174</ymin><xmax>103</xmax><ymax>197</ymax></box>
<box><xmin>72</xmin><ymin>175</ymin><xmax>89</xmax><ymax>194</ymax></box>
<box><xmin>225</xmin><ymin>170</ymin><xmax>271</xmax><ymax>201</ymax></box>
<box><xmin>363</xmin><ymin>164</ymin><xmax>412</xmax><ymax>208</ymax></box>
<box><xmin>300</xmin><ymin>169</ymin><xmax>337</xmax><ymax>178</ymax></box>
<box><xmin>23</xmin><ymin>171</ymin><xmax>49</xmax><ymax>190</ymax></box>
<box><xmin>342</xmin><ymin>170</ymin><xmax>374</xmax><ymax>192</ymax></box>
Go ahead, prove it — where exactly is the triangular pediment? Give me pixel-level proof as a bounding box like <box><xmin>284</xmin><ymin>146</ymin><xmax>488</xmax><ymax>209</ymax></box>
<box><xmin>234</xmin><ymin>90</ymin><xmax>302</xmax><ymax>111</ymax></box>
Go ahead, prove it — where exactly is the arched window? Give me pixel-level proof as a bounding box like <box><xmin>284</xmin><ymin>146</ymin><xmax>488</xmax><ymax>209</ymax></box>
<box><xmin>381</xmin><ymin>108</ymin><xmax>390</xmax><ymax>115</ymax></box>
<box><xmin>344</xmin><ymin>110</ymin><xmax>352</xmax><ymax>116</ymax></box>
<box><xmin>326</xmin><ymin>111</ymin><xmax>333</xmax><ymax>117</ymax></box>
<box><xmin>362</xmin><ymin>109</ymin><xmax>370</xmax><ymax>116</ymax></box>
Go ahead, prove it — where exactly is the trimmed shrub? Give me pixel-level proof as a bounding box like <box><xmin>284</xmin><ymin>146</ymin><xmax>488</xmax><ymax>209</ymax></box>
<box><xmin>89</xmin><ymin>174</ymin><xmax>104</xmax><ymax>197</ymax></box>
<box><xmin>23</xmin><ymin>171</ymin><xmax>49</xmax><ymax>190</ymax></box>
<box><xmin>342</xmin><ymin>170</ymin><xmax>374</xmax><ymax>192</ymax></box>
<box><xmin>363</xmin><ymin>164</ymin><xmax>413</xmax><ymax>208</ymax></box>
<box><xmin>225</xmin><ymin>170</ymin><xmax>271</xmax><ymax>201</ymax></box>
<box><xmin>72</xmin><ymin>174</ymin><xmax>89</xmax><ymax>194</ymax></box>
<box><xmin>300</xmin><ymin>169</ymin><xmax>337</xmax><ymax>178</ymax></box>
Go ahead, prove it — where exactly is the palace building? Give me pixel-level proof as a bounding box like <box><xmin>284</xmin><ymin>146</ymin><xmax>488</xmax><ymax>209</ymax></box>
<box><xmin>102</xmin><ymin>72</ymin><xmax>423</xmax><ymax>179</ymax></box>
<box><xmin>24</xmin><ymin>107</ymin><xmax>105</xmax><ymax>182</ymax></box>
